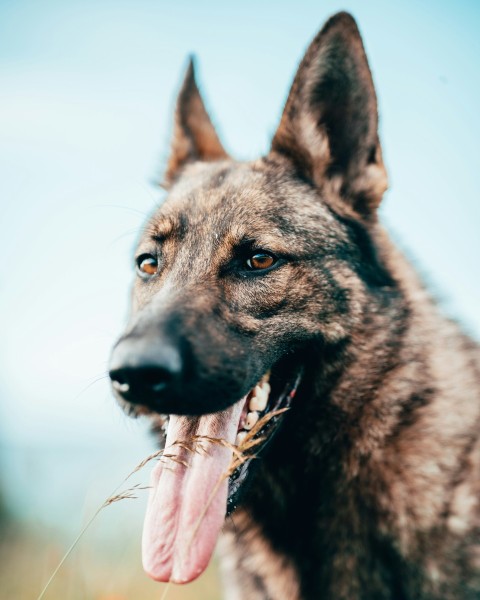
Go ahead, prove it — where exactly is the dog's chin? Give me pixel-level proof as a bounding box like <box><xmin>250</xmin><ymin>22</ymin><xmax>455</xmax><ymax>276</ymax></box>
<box><xmin>117</xmin><ymin>355</ymin><xmax>303</xmax><ymax>584</ymax></box>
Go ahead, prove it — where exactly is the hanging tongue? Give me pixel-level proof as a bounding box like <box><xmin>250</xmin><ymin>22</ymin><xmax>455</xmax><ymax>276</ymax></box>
<box><xmin>142</xmin><ymin>398</ymin><xmax>245</xmax><ymax>583</ymax></box>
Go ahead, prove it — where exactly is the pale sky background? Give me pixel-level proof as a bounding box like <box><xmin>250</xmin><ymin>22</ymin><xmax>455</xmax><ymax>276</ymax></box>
<box><xmin>0</xmin><ymin>0</ymin><xmax>479</xmax><ymax>457</ymax></box>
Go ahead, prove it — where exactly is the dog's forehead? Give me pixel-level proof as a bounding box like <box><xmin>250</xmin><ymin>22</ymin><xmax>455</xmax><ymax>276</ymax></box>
<box><xmin>166</xmin><ymin>160</ymin><xmax>268</xmax><ymax>217</ymax></box>
<box><xmin>151</xmin><ymin>160</ymin><xmax>336</xmax><ymax>239</ymax></box>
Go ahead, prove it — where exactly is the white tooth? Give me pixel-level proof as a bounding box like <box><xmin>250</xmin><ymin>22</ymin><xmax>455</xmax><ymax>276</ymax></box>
<box><xmin>249</xmin><ymin>390</ymin><xmax>267</xmax><ymax>412</ymax></box>
<box><xmin>244</xmin><ymin>411</ymin><xmax>259</xmax><ymax>430</ymax></box>
<box><xmin>235</xmin><ymin>431</ymin><xmax>248</xmax><ymax>446</ymax></box>
<box><xmin>254</xmin><ymin>384</ymin><xmax>264</xmax><ymax>398</ymax></box>
<box><xmin>262</xmin><ymin>382</ymin><xmax>271</xmax><ymax>396</ymax></box>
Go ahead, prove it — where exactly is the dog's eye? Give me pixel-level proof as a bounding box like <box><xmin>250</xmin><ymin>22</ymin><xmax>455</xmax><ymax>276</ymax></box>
<box><xmin>246</xmin><ymin>252</ymin><xmax>276</xmax><ymax>271</ymax></box>
<box><xmin>136</xmin><ymin>254</ymin><xmax>158</xmax><ymax>277</ymax></box>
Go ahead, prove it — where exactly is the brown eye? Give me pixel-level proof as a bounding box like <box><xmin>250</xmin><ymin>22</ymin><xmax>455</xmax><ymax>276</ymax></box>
<box><xmin>136</xmin><ymin>254</ymin><xmax>158</xmax><ymax>277</ymax></box>
<box><xmin>246</xmin><ymin>252</ymin><xmax>276</xmax><ymax>271</ymax></box>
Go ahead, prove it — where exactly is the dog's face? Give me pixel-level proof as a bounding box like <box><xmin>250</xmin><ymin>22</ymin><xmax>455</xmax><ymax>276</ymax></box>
<box><xmin>116</xmin><ymin>160</ymin><xmax>353</xmax><ymax>413</ymax></box>
<box><xmin>110</xmin><ymin>12</ymin><xmax>389</xmax><ymax>584</ymax></box>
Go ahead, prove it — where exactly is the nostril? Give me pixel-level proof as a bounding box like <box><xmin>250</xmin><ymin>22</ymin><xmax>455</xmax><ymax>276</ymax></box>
<box><xmin>109</xmin><ymin>370</ymin><xmax>131</xmax><ymax>393</ymax></box>
<box><xmin>111</xmin><ymin>379</ymin><xmax>130</xmax><ymax>394</ymax></box>
<box><xmin>140</xmin><ymin>367</ymin><xmax>173</xmax><ymax>393</ymax></box>
<box><xmin>109</xmin><ymin>366</ymin><xmax>174</xmax><ymax>401</ymax></box>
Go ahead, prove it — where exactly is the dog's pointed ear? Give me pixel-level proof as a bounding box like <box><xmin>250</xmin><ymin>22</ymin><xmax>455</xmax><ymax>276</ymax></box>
<box><xmin>163</xmin><ymin>57</ymin><xmax>229</xmax><ymax>187</ymax></box>
<box><xmin>270</xmin><ymin>12</ymin><xmax>387</xmax><ymax>219</ymax></box>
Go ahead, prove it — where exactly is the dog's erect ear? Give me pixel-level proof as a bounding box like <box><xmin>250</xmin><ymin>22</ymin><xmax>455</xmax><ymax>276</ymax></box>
<box><xmin>163</xmin><ymin>58</ymin><xmax>228</xmax><ymax>187</ymax></box>
<box><xmin>271</xmin><ymin>12</ymin><xmax>387</xmax><ymax>218</ymax></box>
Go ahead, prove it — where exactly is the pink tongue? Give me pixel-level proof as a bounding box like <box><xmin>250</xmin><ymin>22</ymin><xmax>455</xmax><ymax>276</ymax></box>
<box><xmin>142</xmin><ymin>399</ymin><xmax>245</xmax><ymax>583</ymax></box>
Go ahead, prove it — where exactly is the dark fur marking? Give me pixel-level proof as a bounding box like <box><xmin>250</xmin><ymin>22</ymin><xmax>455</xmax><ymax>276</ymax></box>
<box><xmin>332</xmin><ymin>210</ymin><xmax>398</xmax><ymax>289</ymax></box>
<box><xmin>390</xmin><ymin>389</ymin><xmax>434</xmax><ymax>438</ymax></box>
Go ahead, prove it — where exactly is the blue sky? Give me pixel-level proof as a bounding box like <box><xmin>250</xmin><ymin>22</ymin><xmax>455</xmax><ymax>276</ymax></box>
<box><xmin>0</xmin><ymin>0</ymin><xmax>479</xmax><ymax>448</ymax></box>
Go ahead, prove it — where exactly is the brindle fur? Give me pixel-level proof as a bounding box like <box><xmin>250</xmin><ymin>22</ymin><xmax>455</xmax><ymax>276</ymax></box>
<box><xmin>114</xmin><ymin>12</ymin><xmax>480</xmax><ymax>599</ymax></box>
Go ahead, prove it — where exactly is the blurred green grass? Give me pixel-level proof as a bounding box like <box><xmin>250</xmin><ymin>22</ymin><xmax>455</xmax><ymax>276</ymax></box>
<box><xmin>0</xmin><ymin>523</ymin><xmax>222</xmax><ymax>600</ymax></box>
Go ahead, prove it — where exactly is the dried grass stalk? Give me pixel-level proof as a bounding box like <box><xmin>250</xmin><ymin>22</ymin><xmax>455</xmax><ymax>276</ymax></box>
<box><xmin>37</xmin><ymin>407</ymin><xmax>289</xmax><ymax>600</ymax></box>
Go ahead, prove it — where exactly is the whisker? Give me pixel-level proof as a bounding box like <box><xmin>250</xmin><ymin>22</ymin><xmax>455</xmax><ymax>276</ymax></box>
<box><xmin>89</xmin><ymin>203</ymin><xmax>151</xmax><ymax>218</ymax></box>
<box><xmin>72</xmin><ymin>374</ymin><xmax>110</xmax><ymax>402</ymax></box>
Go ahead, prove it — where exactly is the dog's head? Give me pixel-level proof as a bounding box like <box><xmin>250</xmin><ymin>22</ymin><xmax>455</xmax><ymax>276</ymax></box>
<box><xmin>110</xmin><ymin>12</ymin><xmax>390</xmax><ymax>583</ymax></box>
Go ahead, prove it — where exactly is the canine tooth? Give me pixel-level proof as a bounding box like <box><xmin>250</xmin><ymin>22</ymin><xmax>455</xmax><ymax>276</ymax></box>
<box><xmin>244</xmin><ymin>411</ymin><xmax>259</xmax><ymax>430</ymax></box>
<box><xmin>251</xmin><ymin>384</ymin><xmax>269</xmax><ymax>410</ymax></box>
<box><xmin>249</xmin><ymin>391</ymin><xmax>268</xmax><ymax>412</ymax></box>
<box><xmin>253</xmin><ymin>384</ymin><xmax>264</xmax><ymax>398</ymax></box>
<box><xmin>236</xmin><ymin>431</ymin><xmax>248</xmax><ymax>446</ymax></box>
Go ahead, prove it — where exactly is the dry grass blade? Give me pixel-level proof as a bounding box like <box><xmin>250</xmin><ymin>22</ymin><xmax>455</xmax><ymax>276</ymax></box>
<box><xmin>36</xmin><ymin>446</ymin><xmax>177</xmax><ymax>600</ymax></box>
<box><xmin>37</xmin><ymin>406</ymin><xmax>290</xmax><ymax>600</ymax></box>
<box><xmin>242</xmin><ymin>407</ymin><xmax>289</xmax><ymax>443</ymax></box>
<box><xmin>103</xmin><ymin>484</ymin><xmax>151</xmax><ymax>506</ymax></box>
<box><xmin>191</xmin><ymin>435</ymin><xmax>245</xmax><ymax>462</ymax></box>
<box><xmin>172</xmin><ymin>440</ymin><xmax>203</xmax><ymax>454</ymax></box>
<box><xmin>130</xmin><ymin>449</ymin><xmax>164</xmax><ymax>474</ymax></box>
<box><xmin>161</xmin><ymin>454</ymin><xmax>189</xmax><ymax>468</ymax></box>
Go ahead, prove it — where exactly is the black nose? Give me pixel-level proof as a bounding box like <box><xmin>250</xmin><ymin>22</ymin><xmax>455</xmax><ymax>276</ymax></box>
<box><xmin>109</xmin><ymin>335</ymin><xmax>182</xmax><ymax>406</ymax></box>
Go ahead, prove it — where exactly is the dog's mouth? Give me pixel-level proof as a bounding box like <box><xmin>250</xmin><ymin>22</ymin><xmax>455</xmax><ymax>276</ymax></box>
<box><xmin>140</xmin><ymin>357</ymin><xmax>302</xmax><ymax>584</ymax></box>
<box><xmin>227</xmin><ymin>361</ymin><xmax>302</xmax><ymax>513</ymax></box>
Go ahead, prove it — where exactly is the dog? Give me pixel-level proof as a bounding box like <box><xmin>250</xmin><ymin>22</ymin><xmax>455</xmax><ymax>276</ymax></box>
<box><xmin>109</xmin><ymin>12</ymin><xmax>480</xmax><ymax>599</ymax></box>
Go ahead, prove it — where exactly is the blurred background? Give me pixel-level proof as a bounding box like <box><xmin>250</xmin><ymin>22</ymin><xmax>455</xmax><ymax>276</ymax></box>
<box><xmin>0</xmin><ymin>0</ymin><xmax>479</xmax><ymax>598</ymax></box>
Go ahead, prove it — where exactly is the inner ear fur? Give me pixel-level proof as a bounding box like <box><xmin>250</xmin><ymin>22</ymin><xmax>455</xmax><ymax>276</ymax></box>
<box><xmin>271</xmin><ymin>12</ymin><xmax>387</xmax><ymax>219</ymax></box>
<box><xmin>163</xmin><ymin>58</ymin><xmax>229</xmax><ymax>187</ymax></box>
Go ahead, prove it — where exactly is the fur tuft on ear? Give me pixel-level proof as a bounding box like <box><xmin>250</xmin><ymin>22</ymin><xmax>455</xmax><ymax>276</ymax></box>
<box><xmin>163</xmin><ymin>57</ymin><xmax>229</xmax><ymax>187</ymax></box>
<box><xmin>271</xmin><ymin>12</ymin><xmax>387</xmax><ymax>219</ymax></box>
